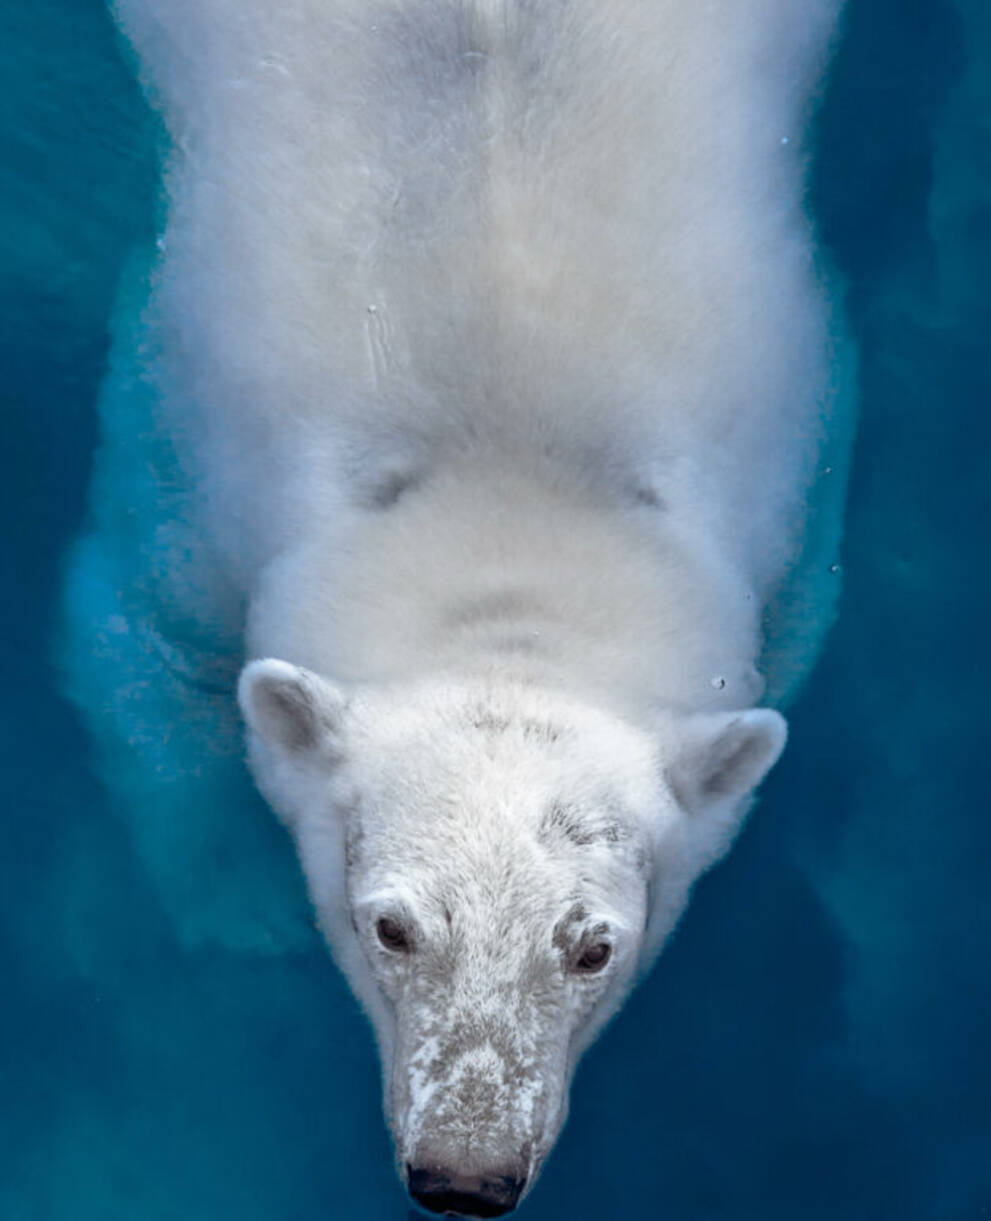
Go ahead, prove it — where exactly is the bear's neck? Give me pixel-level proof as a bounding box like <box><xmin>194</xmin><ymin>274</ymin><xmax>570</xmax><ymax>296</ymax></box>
<box><xmin>247</xmin><ymin>461</ymin><xmax>764</xmax><ymax>719</ymax></box>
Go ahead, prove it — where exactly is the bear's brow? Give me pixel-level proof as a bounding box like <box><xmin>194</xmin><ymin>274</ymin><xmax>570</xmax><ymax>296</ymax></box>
<box><xmin>538</xmin><ymin>802</ymin><xmax>627</xmax><ymax>847</ymax></box>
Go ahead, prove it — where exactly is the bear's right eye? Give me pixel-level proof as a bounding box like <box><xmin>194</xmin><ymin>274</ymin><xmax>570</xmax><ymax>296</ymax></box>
<box><xmin>376</xmin><ymin>915</ymin><xmax>411</xmax><ymax>952</ymax></box>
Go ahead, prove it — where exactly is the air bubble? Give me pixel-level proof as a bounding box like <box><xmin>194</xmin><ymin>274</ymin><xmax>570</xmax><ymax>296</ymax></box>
<box><xmin>710</xmin><ymin>676</ymin><xmax>726</xmax><ymax>690</ymax></box>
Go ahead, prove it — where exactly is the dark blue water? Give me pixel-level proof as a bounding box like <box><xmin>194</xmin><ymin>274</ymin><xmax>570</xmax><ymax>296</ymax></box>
<box><xmin>2</xmin><ymin>2</ymin><xmax>988</xmax><ymax>1218</ymax></box>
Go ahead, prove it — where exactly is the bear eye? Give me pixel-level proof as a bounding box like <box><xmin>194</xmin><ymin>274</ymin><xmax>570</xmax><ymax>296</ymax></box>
<box><xmin>376</xmin><ymin>915</ymin><xmax>411</xmax><ymax>952</ymax></box>
<box><xmin>575</xmin><ymin>941</ymin><xmax>612</xmax><ymax>973</ymax></box>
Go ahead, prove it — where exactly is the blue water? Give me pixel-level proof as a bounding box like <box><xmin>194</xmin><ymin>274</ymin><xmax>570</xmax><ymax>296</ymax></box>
<box><xmin>2</xmin><ymin>2</ymin><xmax>989</xmax><ymax>1218</ymax></box>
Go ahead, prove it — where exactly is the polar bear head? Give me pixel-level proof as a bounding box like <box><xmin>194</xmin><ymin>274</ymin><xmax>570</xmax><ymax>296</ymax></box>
<box><xmin>238</xmin><ymin>660</ymin><xmax>785</xmax><ymax>1216</ymax></box>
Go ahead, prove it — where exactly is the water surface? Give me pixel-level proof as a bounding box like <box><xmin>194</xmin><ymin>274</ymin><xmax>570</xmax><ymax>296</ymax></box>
<box><xmin>1</xmin><ymin>2</ymin><xmax>988</xmax><ymax>1218</ymax></box>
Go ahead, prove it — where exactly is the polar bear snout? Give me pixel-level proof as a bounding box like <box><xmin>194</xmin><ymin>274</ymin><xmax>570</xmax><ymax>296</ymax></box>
<box><xmin>394</xmin><ymin>1019</ymin><xmax>551</xmax><ymax>1213</ymax></box>
<box><xmin>406</xmin><ymin>1158</ymin><xmax>528</xmax><ymax>1217</ymax></box>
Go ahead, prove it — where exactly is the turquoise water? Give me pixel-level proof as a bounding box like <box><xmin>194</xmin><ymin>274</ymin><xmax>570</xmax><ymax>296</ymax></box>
<box><xmin>2</xmin><ymin>2</ymin><xmax>989</xmax><ymax>1218</ymax></box>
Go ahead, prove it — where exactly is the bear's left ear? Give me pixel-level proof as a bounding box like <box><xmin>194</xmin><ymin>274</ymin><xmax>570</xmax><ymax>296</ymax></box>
<box><xmin>667</xmin><ymin>709</ymin><xmax>787</xmax><ymax>815</ymax></box>
<box><xmin>641</xmin><ymin>709</ymin><xmax>788</xmax><ymax>971</ymax></box>
<box><xmin>238</xmin><ymin>659</ymin><xmax>347</xmax><ymax>762</ymax></box>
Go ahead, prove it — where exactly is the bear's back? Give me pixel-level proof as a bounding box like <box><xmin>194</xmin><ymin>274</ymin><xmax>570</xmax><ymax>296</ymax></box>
<box><xmin>119</xmin><ymin>0</ymin><xmax>843</xmax><ymax>614</ymax></box>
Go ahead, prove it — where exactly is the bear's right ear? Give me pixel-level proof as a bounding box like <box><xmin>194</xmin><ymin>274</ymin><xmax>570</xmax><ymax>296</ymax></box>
<box><xmin>238</xmin><ymin>659</ymin><xmax>346</xmax><ymax>762</ymax></box>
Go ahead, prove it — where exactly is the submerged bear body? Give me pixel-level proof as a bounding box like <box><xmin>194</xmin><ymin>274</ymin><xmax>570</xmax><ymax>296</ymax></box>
<box><xmin>78</xmin><ymin>0</ymin><xmax>850</xmax><ymax>1209</ymax></box>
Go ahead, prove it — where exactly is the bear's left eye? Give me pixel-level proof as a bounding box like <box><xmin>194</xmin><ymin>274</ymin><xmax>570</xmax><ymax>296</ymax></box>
<box><xmin>376</xmin><ymin>915</ymin><xmax>411</xmax><ymax>952</ymax></box>
<box><xmin>575</xmin><ymin>942</ymin><xmax>611</xmax><ymax>973</ymax></box>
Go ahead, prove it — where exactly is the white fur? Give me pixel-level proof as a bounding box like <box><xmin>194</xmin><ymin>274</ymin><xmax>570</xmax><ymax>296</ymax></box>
<box><xmin>114</xmin><ymin>0</ymin><xmax>845</xmax><ymax>1206</ymax></box>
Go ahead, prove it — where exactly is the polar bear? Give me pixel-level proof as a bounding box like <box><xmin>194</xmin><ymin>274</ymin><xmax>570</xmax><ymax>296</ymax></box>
<box><xmin>99</xmin><ymin>0</ymin><xmax>849</xmax><ymax>1213</ymax></box>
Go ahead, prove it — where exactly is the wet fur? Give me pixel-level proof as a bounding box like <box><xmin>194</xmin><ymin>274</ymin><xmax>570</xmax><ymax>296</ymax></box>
<box><xmin>114</xmin><ymin>0</ymin><xmax>845</xmax><ymax>1203</ymax></box>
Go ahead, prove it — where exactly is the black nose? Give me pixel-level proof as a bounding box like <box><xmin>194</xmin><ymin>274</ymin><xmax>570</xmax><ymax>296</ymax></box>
<box><xmin>406</xmin><ymin>1164</ymin><xmax>526</xmax><ymax>1218</ymax></box>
